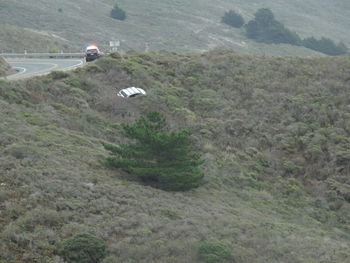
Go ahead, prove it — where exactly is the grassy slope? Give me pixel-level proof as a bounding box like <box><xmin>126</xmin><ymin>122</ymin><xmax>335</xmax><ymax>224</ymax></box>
<box><xmin>0</xmin><ymin>51</ymin><xmax>350</xmax><ymax>262</ymax></box>
<box><xmin>0</xmin><ymin>24</ymin><xmax>72</xmax><ymax>53</ymax></box>
<box><xmin>0</xmin><ymin>0</ymin><xmax>349</xmax><ymax>55</ymax></box>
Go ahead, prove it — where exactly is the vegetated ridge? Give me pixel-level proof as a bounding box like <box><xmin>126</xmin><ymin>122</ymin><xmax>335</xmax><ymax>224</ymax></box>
<box><xmin>0</xmin><ymin>0</ymin><xmax>349</xmax><ymax>55</ymax></box>
<box><xmin>0</xmin><ymin>50</ymin><xmax>350</xmax><ymax>262</ymax></box>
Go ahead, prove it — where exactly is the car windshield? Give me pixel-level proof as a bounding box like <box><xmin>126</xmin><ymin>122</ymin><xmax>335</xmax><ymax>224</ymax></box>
<box><xmin>86</xmin><ymin>49</ymin><xmax>98</xmax><ymax>54</ymax></box>
<box><xmin>120</xmin><ymin>91</ymin><xmax>128</xmax><ymax>97</ymax></box>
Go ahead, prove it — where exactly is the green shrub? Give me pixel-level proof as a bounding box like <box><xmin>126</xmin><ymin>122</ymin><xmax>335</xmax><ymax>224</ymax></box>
<box><xmin>65</xmin><ymin>76</ymin><xmax>83</xmax><ymax>88</ymax></box>
<box><xmin>61</xmin><ymin>233</ymin><xmax>107</xmax><ymax>263</ymax></box>
<box><xmin>283</xmin><ymin>160</ymin><xmax>301</xmax><ymax>175</ymax></box>
<box><xmin>50</xmin><ymin>70</ymin><xmax>70</xmax><ymax>80</ymax></box>
<box><xmin>197</xmin><ymin>241</ymin><xmax>234</xmax><ymax>263</ymax></box>
<box><xmin>335</xmin><ymin>149</ymin><xmax>350</xmax><ymax>166</ymax></box>
<box><xmin>109</xmin><ymin>52</ymin><xmax>122</xmax><ymax>59</ymax></box>
<box><xmin>221</xmin><ymin>10</ymin><xmax>244</xmax><ymax>28</ymax></box>
<box><xmin>86</xmin><ymin>64</ymin><xmax>104</xmax><ymax>73</ymax></box>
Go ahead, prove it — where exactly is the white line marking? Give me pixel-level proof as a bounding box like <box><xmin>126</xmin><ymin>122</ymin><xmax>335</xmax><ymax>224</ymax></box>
<box><xmin>5</xmin><ymin>66</ymin><xmax>27</xmax><ymax>79</ymax></box>
<box><xmin>7</xmin><ymin>62</ymin><xmax>58</xmax><ymax>80</ymax></box>
<box><xmin>13</xmin><ymin>67</ymin><xmax>27</xmax><ymax>74</ymax></box>
<box><xmin>5</xmin><ymin>59</ymin><xmax>85</xmax><ymax>80</ymax></box>
<box><xmin>63</xmin><ymin>60</ymin><xmax>84</xmax><ymax>71</ymax></box>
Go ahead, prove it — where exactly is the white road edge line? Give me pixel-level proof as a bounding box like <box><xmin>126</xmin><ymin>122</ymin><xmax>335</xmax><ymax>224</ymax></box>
<box><xmin>13</xmin><ymin>67</ymin><xmax>27</xmax><ymax>74</ymax></box>
<box><xmin>5</xmin><ymin>59</ymin><xmax>84</xmax><ymax>80</ymax></box>
<box><xmin>63</xmin><ymin>60</ymin><xmax>84</xmax><ymax>71</ymax></box>
<box><xmin>5</xmin><ymin>67</ymin><xmax>27</xmax><ymax>79</ymax></box>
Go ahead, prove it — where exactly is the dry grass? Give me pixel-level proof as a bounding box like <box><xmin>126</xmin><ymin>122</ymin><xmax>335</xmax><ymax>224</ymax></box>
<box><xmin>0</xmin><ymin>0</ymin><xmax>349</xmax><ymax>55</ymax></box>
<box><xmin>0</xmin><ymin>24</ymin><xmax>72</xmax><ymax>53</ymax></box>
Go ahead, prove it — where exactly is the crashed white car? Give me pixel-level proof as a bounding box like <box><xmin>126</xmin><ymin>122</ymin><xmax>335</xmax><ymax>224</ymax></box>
<box><xmin>117</xmin><ymin>87</ymin><xmax>147</xmax><ymax>98</ymax></box>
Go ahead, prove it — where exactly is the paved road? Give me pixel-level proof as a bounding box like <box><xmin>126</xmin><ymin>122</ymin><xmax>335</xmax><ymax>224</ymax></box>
<box><xmin>4</xmin><ymin>58</ymin><xmax>84</xmax><ymax>80</ymax></box>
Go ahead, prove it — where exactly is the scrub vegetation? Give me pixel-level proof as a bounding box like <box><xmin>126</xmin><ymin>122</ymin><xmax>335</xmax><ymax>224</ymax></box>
<box><xmin>0</xmin><ymin>50</ymin><xmax>350</xmax><ymax>262</ymax></box>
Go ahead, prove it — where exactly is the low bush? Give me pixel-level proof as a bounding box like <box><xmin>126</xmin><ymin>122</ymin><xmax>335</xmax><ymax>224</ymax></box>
<box><xmin>61</xmin><ymin>233</ymin><xmax>107</xmax><ymax>263</ymax></box>
<box><xmin>50</xmin><ymin>71</ymin><xmax>70</xmax><ymax>80</ymax></box>
<box><xmin>197</xmin><ymin>241</ymin><xmax>234</xmax><ymax>263</ymax></box>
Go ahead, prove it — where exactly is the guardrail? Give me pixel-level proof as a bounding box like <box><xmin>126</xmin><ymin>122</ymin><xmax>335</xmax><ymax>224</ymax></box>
<box><xmin>0</xmin><ymin>53</ymin><xmax>84</xmax><ymax>58</ymax></box>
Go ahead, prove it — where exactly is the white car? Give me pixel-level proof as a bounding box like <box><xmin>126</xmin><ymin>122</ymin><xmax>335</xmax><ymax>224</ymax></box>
<box><xmin>117</xmin><ymin>87</ymin><xmax>147</xmax><ymax>98</ymax></box>
<box><xmin>84</xmin><ymin>44</ymin><xmax>102</xmax><ymax>62</ymax></box>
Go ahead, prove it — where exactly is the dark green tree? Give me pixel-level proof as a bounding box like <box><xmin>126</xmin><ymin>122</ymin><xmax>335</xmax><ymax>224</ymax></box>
<box><xmin>245</xmin><ymin>8</ymin><xmax>301</xmax><ymax>45</ymax></box>
<box><xmin>302</xmin><ymin>37</ymin><xmax>347</xmax><ymax>56</ymax></box>
<box><xmin>221</xmin><ymin>10</ymin><xmax>245</xmax><ymax>28</ymax></box>
<box><xmin>245</xmin><ymin>7</ymin><xmax>347</xmax><ymax>55</ymax></box>
<box><xmin>103</xmin><ymin>112</ymin><xmax>204</xmax><ymax>191</ymax></box>
<box><xmin>61</xmin><ymin>233</ymin><xmax>107</xmax><ymax>263</ymax></box>
<box><xmin>254</xmin><ymin>8</ymin><xmax>275</xmax><ymax>27</ymax></box>
<box><xmin>245</xmin><ymin>20</ymin><xmax>259</xmax><ymax>39</ymax></box>
<box><xmin>110</xmin><ymin>4</ymin><xmax>126</xmax><ymax>21</ymax></box>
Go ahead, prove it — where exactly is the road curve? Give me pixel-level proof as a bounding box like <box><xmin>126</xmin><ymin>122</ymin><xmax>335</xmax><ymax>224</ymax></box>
<box><xmin>5</xmin><ymin>58</ymin><xmax>84</xmax><ymax>80</ymax></box>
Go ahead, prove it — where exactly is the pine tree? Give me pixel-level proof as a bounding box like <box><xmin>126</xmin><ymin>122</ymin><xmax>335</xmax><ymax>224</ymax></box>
<box><xmin>103</xmin><ymin>112</ymin><xmax>204</xmax><ymax>191</ymax></box>
<box><xmin>110</xmin><ymin>4</ymin><xmax>126</xmax><ymax>21</ymax></box>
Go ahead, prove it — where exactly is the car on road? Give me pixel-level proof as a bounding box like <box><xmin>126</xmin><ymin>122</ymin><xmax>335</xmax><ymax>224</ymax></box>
<box><xmin>117</xmin><ymin>87</ymin><xmax>147</xmax><ymax>98</ymax></box>
<box><xmin>84</xmin><ymin>44</ymin><xmax>102</xmax><ymax>62</ymax></box>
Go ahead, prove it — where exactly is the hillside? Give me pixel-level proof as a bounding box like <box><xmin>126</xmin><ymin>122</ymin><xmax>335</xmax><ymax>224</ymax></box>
<box><xmin>0</xmin><ymin>24</ymin><xmax>72</xmax><ymax>53</ymax></box>
<box><xmin>0</xmin><ymin>0</ymin><xmax>349</xmax><ymax>55</ymax></box>
<box><xmin>0</xmin><ymin>51</ymin><xmax>350</xmax><ymax>262</ymax></box>
<box><xmin>0</xmin><ymin>56</ymin><xmax>14</xmax><ymax>76</ymax></box>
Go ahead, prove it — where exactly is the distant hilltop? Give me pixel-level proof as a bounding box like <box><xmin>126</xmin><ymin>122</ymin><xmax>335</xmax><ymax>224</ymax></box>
<box><xmin>0</xmin><ymin>0</ymin><xmax>349</xmax><ymax>56</ymax></box>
